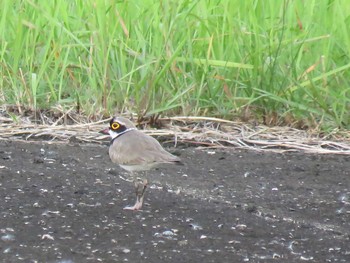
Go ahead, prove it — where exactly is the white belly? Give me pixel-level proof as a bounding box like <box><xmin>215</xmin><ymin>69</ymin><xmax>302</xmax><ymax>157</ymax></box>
<box><xmin>119</xmin><ymin>163</ymin><xmax>157</xmax><ymax>172</ymax></box>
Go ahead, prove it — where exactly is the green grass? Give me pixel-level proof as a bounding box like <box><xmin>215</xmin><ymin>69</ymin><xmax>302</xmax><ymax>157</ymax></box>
<box><xmin>1</xmin><ymin>0</ymin><xmax>350</xmax><ymax>130</ymax></box>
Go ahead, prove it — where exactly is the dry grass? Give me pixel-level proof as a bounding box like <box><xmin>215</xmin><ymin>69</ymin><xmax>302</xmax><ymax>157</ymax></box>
<box><xmin>1</xmin><ymin>109</ymin><xmax>350</xmax><ymax>155</ymax></box>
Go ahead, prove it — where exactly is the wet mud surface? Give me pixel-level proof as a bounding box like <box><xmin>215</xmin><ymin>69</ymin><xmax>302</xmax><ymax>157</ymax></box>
<box><xmin>0</xmin><ymin>140</ymin><xmax>350</xmax><ymax>262</ymax></box>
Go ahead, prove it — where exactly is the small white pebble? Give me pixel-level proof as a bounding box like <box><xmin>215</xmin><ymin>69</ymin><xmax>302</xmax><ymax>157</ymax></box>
<box><xmin>228</xmin><ymin>240</ymin><xmax>241</xmax><ymax>244</ymax></box>
<box><xmin>300</xmin><ymin>256</ymin><xmax>314</xmax><ymax>261</ymax></box>
<box><xmin>190</xmin><ymin>223</ymin><xmax>203</xmax><ymax>230</ymax></box>
<box><xmin>42</xmin><ymin>234</ymin><xmax>54</xmax><ymax>240</ymax></box>
<box><xmin>162</xmin><ymin>230</ymin><xmax>175</xmax><ymax>236</ymax></box>
<box><xmin>236</xmin><ymin>224</ymin><xmax>247</xmax><ymax>230</ymax></box>
<box><xmin>1</xmin><ymin>234</ymin><xmax>15</xmax><ymax>242</ymax></box>
<box><xmin>122</xmin><ymin>248</ymin><xmax>130</xmax><ymax>254</ymax></box>
<box><xmin>3</xmin><ymin>247</ymin><xmax>11</xmax><ymax>253</ymax></box>
<box><xmin>273</xmin><ymin>253</ymin><xmax>281</xmax><ymax>259</ymax></box>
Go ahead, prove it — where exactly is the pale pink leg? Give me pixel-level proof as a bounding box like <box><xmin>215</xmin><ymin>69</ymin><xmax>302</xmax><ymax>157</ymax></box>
<box><xmin>123</xmin><ymin>179</ymin><xmax>148</xmax><ymax>211</ymax></box>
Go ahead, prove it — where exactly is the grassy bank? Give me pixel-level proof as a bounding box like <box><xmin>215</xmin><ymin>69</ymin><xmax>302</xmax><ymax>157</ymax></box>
<box><xmin>1</xmin><ymin>0</ymin><xmax>350</xmax><ymax>130</ymax></box>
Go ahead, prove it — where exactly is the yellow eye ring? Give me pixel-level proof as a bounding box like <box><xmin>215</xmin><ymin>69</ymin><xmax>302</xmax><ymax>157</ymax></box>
<box><xmin>111</xmin><ymin>122</ymin><xmax>120</xmax><ymax>130</ymax></box>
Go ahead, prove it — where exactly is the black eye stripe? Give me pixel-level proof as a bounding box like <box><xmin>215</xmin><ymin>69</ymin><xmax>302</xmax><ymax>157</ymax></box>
<box><xmin>109</xmin><ymin>120</ymin><xmax>128</xmax><ymax>136</ymax></box>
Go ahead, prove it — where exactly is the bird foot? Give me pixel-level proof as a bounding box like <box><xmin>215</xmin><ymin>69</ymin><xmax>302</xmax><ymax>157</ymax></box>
<box><xmin>123</xmin><ymin>201</ymin><xmax>143</xmax><ymax>211</ymax></box>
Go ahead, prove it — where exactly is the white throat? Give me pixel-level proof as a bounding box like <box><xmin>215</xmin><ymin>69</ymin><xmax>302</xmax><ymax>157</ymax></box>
<box><xmin>109</xmin><ymin>127</ymin><xmax>136</xmax><ymax>139</ymax></box>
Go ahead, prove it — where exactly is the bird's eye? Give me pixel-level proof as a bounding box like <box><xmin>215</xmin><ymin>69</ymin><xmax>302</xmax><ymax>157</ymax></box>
<box><xmin>111</xmin><ymin>122</ymin><xmax>120</xmax><ymax>130</ymax></box>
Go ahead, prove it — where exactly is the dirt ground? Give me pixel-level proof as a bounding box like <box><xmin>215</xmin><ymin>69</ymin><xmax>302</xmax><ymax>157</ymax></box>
<box><xmin>0</xmin><ymin>139</ymin><xmax>350</xmax><ymax>262</ymax></box>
